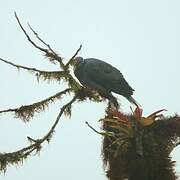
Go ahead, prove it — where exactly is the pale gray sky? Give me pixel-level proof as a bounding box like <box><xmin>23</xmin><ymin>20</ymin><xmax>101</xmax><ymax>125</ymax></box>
<box><xmin>0</xmin><ymin>0</ymin><xmax>180</xmax><ymax>179</ymax></box>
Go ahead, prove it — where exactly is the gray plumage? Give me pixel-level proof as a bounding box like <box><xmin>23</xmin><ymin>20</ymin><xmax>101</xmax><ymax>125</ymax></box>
<box><xmin>73</xmin><ymin>57</ymin><xmax>139</xmax><ymax>107</ymax></box>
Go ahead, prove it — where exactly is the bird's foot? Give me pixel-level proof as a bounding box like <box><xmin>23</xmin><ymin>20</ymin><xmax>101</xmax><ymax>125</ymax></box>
<box><xmin>108</xmin><ymin>97</ymin><xmax>120</xmax><ymax>110</ymax></box>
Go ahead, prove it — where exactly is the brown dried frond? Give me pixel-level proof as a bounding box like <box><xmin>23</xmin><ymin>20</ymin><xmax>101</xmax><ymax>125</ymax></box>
<box><xmin>147</xmin><ymin>115</ymin><xmax>180</xmax><ymax>154</ymax></box>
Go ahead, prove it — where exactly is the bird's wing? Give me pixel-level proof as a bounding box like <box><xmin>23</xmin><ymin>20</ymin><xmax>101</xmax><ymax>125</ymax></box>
<box><xmin>84</xmin><ymin>59</ymin><xmax>123</xmax><ymax>82</ymax></box>
<box><xmin>84</xmin><ymin>59</ymin><xmax>134</xmax><ymax>95</ymax></box>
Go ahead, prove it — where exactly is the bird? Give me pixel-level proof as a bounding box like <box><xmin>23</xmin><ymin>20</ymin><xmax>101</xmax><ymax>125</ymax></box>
<box><xmin>73</xmin><ymin>57</ymin><xmax>139</xmax><ymax>107</ymax></box>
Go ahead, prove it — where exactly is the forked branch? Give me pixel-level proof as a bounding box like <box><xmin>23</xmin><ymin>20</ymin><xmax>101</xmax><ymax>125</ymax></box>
<box><xmin>0</xmin><ymin>95</ymin><xmax>77</xmax><ymax>172</ymax></box>
<box><xmin>14</xmin><ymin>12</ymin><xmax>64</xmax><ymax>66</ymax></box>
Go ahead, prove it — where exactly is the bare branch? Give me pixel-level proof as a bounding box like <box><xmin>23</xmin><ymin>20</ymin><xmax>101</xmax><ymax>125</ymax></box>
<box><xmin>27</xmin><ymin>23</ymin><xmax>65</xmax><ymax>69</ymax></box>
<box><xmin>0</xmin><ymin>57</ymin><xmax>66</xmax><ymax>82</ymax></box>
<box><xmin>27</xmin><ymin>23</ymin><xmax>56</xmax><ymax>55</ymax></box>
<box><xmin>0</xmin><ymin>88</ymin><xmax>71</xmax><ymax>122</ymax></box>
<box><xmin>43</xmin><ymin>95</ymin><xmax>77</xmax><ymax>139</ymax></box>
<box><xmin>14</xmin><ymin>12</ymin><xmax>48</xmax><ymax>53</ymax></box>
<box><xmin>0</xmin><ymin>108</ymin><xmax>17</xmax><ymax>114</ymax></box>
<box><xmin>85</xmin><ymin>121</ymin><xmax>104</xmax><ymax>135</ymax></box>
<box><xmin>14</xmin><ymin>12</ymin><xmax>64</xmax><ymax>66</ymax></box>
<box><xmin>0</xmin><ymin>57</ymin><xmax>38</xmax><ymax>71</ymax></box>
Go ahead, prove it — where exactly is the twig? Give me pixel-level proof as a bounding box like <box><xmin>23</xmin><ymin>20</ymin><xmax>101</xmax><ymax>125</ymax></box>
<box><xmin>14</xmin><ymin>12</ymin><xmax>48</xmax><ymax>53</ymax></box>
<box><xmin>0</xmin><ymin>57</ymin><xmax>66</xmax><ymax>82</ymax></box>
<box><xmin>14</xmin><ymin>12</ymin><xmax>64</xmax><ymax>66</ymax></box>
<box><xmin>27</xmin><ymin>23</ymin><xmax>65</xmax><ymax>69</ymax></box>
<box><xmin>85</xmin><ymin>121</ymin><xmax>103</xmax><ymax>135</ymax></box>
<box><xmin>0</xmin><ymin>108</ymin><xmax>17</xmax><ymax>114</ymax></box>
<box><xmin>27</xmin><ymin>136</ymin><xmax>39</xmax><ymax>143</ymax></box>
<box><xmin>43</xmin><ymin>95</ymin><xmax>77</xmax><ymax>139</ymax></box>
<box><xmin>27</xmin><ymin>23</ymin><xmax>56</xmax><ymax>55</ymax></box>
<box><xmin>65</xmin><ymin>45</ymin><xmax>82</xmax><ymax>68</ymax></box>
<box><xmin>0</xmin><ymin>57</ymin><xmax>64</xmax><ymax>75</ymax></box>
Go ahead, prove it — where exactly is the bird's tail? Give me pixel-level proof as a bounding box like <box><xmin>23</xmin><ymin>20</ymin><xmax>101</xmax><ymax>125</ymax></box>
<box><xmin>126</xmin><ymin>96</ymin><xmax>141</xmax><ymax>107</ymax></box>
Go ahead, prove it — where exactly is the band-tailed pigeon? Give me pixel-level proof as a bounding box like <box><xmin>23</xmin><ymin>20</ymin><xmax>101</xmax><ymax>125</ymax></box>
<box><xmin>73</xmin><ymin>57</ymin><xmax>139</xmax><ymax>107</ymax></box>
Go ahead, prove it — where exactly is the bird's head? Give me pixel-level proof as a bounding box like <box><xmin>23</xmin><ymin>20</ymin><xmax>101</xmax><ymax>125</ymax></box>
<box><xmin>72</xmin><ymin>56</ymin><xmax>84</xmax><ymax>68</ymax></box>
